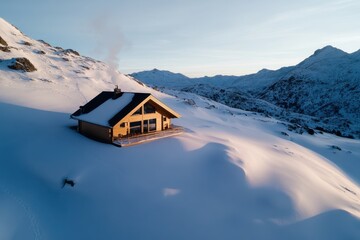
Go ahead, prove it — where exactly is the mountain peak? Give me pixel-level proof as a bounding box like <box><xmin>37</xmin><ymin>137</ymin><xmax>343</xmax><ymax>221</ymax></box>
<box><xmin>312</xmin><ymin>45</ymin><xmax>347</xmax><ymax>57</ymax></box>
<box><xmin>296</xmin><ymin>45</ymin><xmax>348</xmax><ymax>67</ymax></box>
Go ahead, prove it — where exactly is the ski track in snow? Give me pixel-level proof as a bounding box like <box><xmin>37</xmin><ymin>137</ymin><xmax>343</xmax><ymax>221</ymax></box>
<box><xmin>74</xmin><ymin>77</ymin><xmax>88</xmax><ymax>103</ymax></box>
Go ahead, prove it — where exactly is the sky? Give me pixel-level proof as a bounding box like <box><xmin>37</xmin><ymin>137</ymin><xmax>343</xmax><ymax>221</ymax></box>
<box><xmin>1</xmin><ymin>0</ymin><xmax>360</xmax><ymax>77</ymax></box>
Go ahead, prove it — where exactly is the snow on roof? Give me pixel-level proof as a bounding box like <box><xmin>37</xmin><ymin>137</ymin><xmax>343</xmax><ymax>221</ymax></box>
<box><xmin>74</xmin><ymin>93</ymin><xmax>135</xmax><ymax>127</ymax></box>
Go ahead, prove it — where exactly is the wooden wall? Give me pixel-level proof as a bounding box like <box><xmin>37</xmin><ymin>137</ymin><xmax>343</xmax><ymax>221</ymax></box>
<box><xmin>112</xmin><ymin>104</ymin><xmax>173</xmax><ymax>140</ymax></box>
<box><xmin>79</xmin><ymin>121</ymin><xmax>112</xmax><ymax>143</ymax></box>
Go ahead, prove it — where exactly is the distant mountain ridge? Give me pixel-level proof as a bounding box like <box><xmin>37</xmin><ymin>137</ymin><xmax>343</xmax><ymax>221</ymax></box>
<box><xmin>131</xmin><ymin>46</ymin><xmax>360</xmax><ymax>138</ymax></box>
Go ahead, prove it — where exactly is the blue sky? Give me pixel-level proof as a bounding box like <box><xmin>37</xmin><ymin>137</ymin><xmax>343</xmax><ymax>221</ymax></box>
<box><xmin>2</xmin><ymin>0</ymin><xmax>360</xmax><ymax>77</ymax></box>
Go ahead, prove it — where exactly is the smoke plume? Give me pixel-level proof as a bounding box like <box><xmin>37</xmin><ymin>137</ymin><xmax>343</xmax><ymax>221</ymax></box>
<box><xmin>90</xmin><ymin>14</ymin><xmax>125</xmax><ymax>84</ymax></box>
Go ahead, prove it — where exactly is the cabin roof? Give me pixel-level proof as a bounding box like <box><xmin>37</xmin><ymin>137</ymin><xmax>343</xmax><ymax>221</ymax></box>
<box><xmin>71</xmin><ymin>91</ymin><xmax>180</xmax><ymax>127</ymax></box>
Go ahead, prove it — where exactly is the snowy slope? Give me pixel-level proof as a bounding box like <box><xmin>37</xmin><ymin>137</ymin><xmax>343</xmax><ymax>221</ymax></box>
<box><xmin>2</xmin><ymin>95</ymin><xmax>360</xmax><ymax>240</ymax></box>
<box><xmin>0</xmin><ymin>18</ymin><xmax>155</xmax><ymax>112</ymax></box>
<box><xmin>1</xmin><ymin>18</ymin><xmax>360</xmax><ymax>240</ymax></box>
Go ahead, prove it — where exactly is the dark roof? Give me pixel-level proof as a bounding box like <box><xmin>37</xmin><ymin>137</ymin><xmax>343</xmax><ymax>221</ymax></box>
<box><xmin>108</xmin><ymin>93</ymin><xmax>150</xmax><ymax>126</ymax></box>
<box><xmin>71</xmin><ymin>91</ymin><xmax>150</xmax><ymax>127</ymax></box>
<box><xmin>72</xmin><ymin>91</ymin><xmax>114</xmax><ymax>116</ymax></box>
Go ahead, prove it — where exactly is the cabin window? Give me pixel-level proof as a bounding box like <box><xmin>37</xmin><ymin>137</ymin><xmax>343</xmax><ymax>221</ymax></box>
<box><xmin>120</xmin><ymin>122</ymin><xmax>126</xmax><ymax>128</ymax></box>
<box><xmin>130</xmin><ymin>121</ymin><xmax>141</xmax><ymax>134</ymax></box>
<box><xmin>144</xmin><ymin>103</ymin><xmax>156</xmax><ymax>114</ymax></box>
<box><xmin>143</xmin><ymin>120</ymin><xmax>149</xmax><ymax>133</ymax></box>
<box><xmin>163</xmin><ymin>116</ymin><xmax>167</xmax><ymax>121</ymax></box>
<box><xmin>132</xmin><ymin>107</ymin><xmax>142</xmax><ymax>116</ymax></box>
<box><xmin>149</xmin><ymin>119</ymin><xmax>156</xmax><ymax>131</ymax></box>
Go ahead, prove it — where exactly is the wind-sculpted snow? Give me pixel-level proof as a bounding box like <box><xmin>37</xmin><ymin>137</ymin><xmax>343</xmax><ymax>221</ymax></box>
<box><xmin>1</xmin><ymin>96</ymin><xmax>360</xmax><ymax>239</ymax></box>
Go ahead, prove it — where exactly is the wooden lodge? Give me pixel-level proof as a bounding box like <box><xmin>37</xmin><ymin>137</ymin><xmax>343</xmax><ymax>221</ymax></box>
<box><xmin>71</xmin><ymin>87</ymin><xmax>181</xmax><ymax>143</ymax></box>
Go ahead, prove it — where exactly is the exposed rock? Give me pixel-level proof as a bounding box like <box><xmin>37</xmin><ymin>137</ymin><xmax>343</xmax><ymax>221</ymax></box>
<box><xmin>62</xmin><ymin>57</ymin><xmax>69</xmax><ymax>62</ymax></box>
<box><xmin>63</xmin><ymin>49</ymin><xmax>80</xmax><ymax>56</ymax></box>
<box><xmin>184</xmin><ymin>98</ymin><xmax>196</xmax><ymax>106</ymax></box>
<box><xmin>39</xmin><ymin>78</ymin><xmax>52</xmax><ymax>83</ymax></box>
<box><xmin>8</xmin><ymin>58</ymin><xmax>37</xmax><ymax>72</ymax></box>
<box><xmin>35</xmin><ymin>49</ymin><xmax>46</xmax><ymax>54</ymax></box>
<box><xmin>73</xmin><ymin>70</ymin><xmax>84</xmax><ymax>74</ymax></box>
<box><xmin>80</xmin><ymin>65</ymin><xmax>90</xmax><ymax>70</ymax></box>
<box><xmin>280</xmin><ymin>131</ymin><xmax>289</xmax><ymax>136</ymax></box>
<box><xmin>306</xmin><ymin>128</ymin><xmax>315</xmax><ymax>135</ymax></box>
<box><xmin>0</xmin><ymin>36</ymin><xmax>8</xmax><ymax>46</ymax></box>
<box><xmin>0</xmin><ymin>46</ymin><xmax>11</xmax><ymax>52</ymax></box>
<box><xmin>37</xmin><ymin>39</ymin><xmax>51</xmax><ymax>47</ymax></box>
<box><xmin>330</xmin><ymin>145</ymin><xmax>342</xmax><ymax>151</ymax></box>
<box><xmin>22</xmin><ymin>41</ymin><xmax>32</xmax><ymax>46</ymax></box>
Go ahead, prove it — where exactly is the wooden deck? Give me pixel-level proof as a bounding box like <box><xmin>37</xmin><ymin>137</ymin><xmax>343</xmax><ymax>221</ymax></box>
<box><xmin>113</xmin><ymin>126</ymin><xmax>184</xmax><ymax>147</ymax></box>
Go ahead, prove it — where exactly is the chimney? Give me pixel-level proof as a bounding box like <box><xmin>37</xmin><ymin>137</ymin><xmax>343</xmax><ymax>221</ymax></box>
<box><xmin>113</xmin><ymin>85</ymin><xmax>122</xmax><ymax>98</ymax></box>
<box><xmin>79</xmin><ymin>106</ymin><xmax>84</xmax><ymax>113</ymax></box>
<box><xmin>114</xmin><ymin>85</ymin><xmax>121</xmax><ymax>93</ymax></box>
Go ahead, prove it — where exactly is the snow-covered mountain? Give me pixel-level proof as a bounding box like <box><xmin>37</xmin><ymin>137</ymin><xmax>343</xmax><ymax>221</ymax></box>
<box><xmin>0</xmin><ymin>18</ymin><xmax>154</xmax><ymax>112</ymax></box>
<box><xmin>131</xmin><ymin>68</ymin><xmax>193</xmax><ymax>88</ymax></box>
<box><xmin>1</xmin><ymin>18</ymin><xmax>360</xmax><ymax>240</ymax></box>
<box><xmin>131</xmin><ymin>46</ymin><xmax>360</xmax><ymax>138</ymax></box>
<box><xmin>258</xmin><ymin>46</ymin><xmax>360</xmax><ymax>137</ymax></box>
<box><xmin>130</xmin><ymin>67</ymin><xmax>295</xmax><ymax>92</ymax></box>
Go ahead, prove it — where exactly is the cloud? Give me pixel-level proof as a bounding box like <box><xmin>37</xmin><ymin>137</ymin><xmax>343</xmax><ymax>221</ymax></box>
<box><xmin>163</xmin><ymin>188</ymin><xmax>181</xmax><ymax>197</ymax></box>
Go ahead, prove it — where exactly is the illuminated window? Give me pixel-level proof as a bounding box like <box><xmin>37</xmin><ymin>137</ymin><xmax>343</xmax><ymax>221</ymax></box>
<box><xmin>130</xmin><ymin>121</ymin><xmax>141</xmax><ymax>134</ymax></box>
<box><xmin>143</xmin><ymin>120</ymin><xmax>149</xmax><ymax>133</ymax></box>
<box><xmin>149</xmin><ymin>119</ymin><xmax>156</xmax><ymax>131</ymax></box>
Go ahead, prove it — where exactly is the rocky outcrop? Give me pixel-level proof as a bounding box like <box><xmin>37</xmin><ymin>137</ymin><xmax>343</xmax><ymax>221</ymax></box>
<box><xmin>35</xmin><ymin>49</ymin><xmax>46</xmax><ymax>54</ymax></box>
<box><xmin>0</xmin><ymin>36</ymin><xmax>8</xmax><ymax>46</ymax></box>
<box><xmin>8</xmin><ymin>58</ymin><xmax>37</xmax><ymax>72</ymax></box>
<box><xmin>63</xmin><ymin>49</ymin><xmax>80</xmax><ymax>56</ymax></box>
<box><xmin>37</xmin><ymin>39</ymin><xmax>51</xmax><ymax>47</ymax></box>
<box><xmin>22</xmin><ymin>41</ymin><xmax>32</xmax><ymax>46</ymax></box>
<box><xmin>0</xmin><ymin>46</ymin><xmax>11</xmax><ymax>52</ymax></box>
